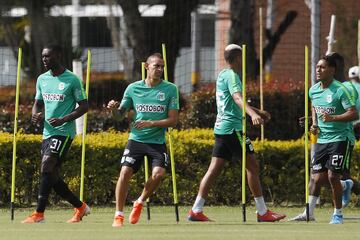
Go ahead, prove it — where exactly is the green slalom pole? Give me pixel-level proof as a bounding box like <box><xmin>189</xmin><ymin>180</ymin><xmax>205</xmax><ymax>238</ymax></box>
<box><xmin>80</xmin><ymin>50</ymin><xmax>91</xmax><ymax>202</ymax></box>
<box><xmin>162</xmin><ymin>43</ymin><xmax>179</xmax><ymax>222</ymax></box>
<box><xmin>142</xmin><ymin>61</ymin><xmax>151</xmax><ymax>221</ymax></box>
<box><xmin>11</xmin><ymin>48</ymin><xmax>22</xmax><ymax>221</ymax></box>
<box><xmin>304</xmin><ymin>46</ymin><xmax>310</xmax><ymax>222</ymax></box>
<box><xmin>241</xmin><ymin>44</ymin><xmax>247</xmax><ymax>222</ymax></box>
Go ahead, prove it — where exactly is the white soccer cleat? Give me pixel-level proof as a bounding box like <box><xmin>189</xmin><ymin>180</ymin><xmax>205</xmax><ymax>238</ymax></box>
<box><xmin>289</xmin><ymin>213</ymin><xmax>315</xmax><ymax>222</ymax></box>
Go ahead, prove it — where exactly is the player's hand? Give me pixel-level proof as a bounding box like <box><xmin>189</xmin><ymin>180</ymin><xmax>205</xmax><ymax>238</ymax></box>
<box><xmin>259</xmin><ymin>110</ymin><xmax>271</xmax><ymax>122</ymax></box>
<box><xmin>31</xmin><ymin>112</ymin><xmax>43</xmax><ymax>124</ymax></box>
<box><xmin>107</xmin><ymin>100</ymin><xmax>120</xmax><ymax>110</ymax></box>
<box><xmin>310</xmin><ymin>124</ymin><xmax>318</xmax><ymax>135</ymax></box>
<box><xmin>48</xmin><ymin>117</ymin><xmax>65</xmax><ymax>127</ymax></box>
<box><xmin>320</xmin><ymin>113</ymin><xmax>334</xmax><ymax>122</ymax></box>
<box><xmin>133</xmin><ymin>120</ymin><xmax>154</xmax><ymax>129</ymax></box>
<box><xmin>298</xmin><ymin>116</ymin><xmax>313</xmax><ymax>128</ymax></box>
<box><xmin>251</xmin><ymin>113</ymin><xmax>264</xmax><ymax>126</ymax></box>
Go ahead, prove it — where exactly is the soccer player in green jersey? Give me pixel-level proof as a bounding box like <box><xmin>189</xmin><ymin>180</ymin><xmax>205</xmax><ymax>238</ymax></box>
<box><xmin>107</xmin><ymin>53</ymin><xmax>179</xmax><ymax>227</ymax></box>
<box><xmin>187</xmin><ymin>44</ymin><xmax>285</xmax><ymax>222</ymax></box>
<box><xmin>22</xmin><ymin>45</ymin><xmax>90</xmax><ymax>223</ymax></box>
<box><xmin>347</xmin><ymin>66</ymin><xmax>360</xmax><ymax>141</ymax></box>
<box><xmin>291</xmin><ymin>55</ymin><xmax>358</xmax><ymax>224</ymax></box>
<box><xmin>340</xmin><ymin>66</ymin><xmax>360</xmax><ymax>207</ymax></box>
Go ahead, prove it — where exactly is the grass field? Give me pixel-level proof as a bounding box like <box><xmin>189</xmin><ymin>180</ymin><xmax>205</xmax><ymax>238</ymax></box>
<box><xmin>1</xmin><ymin>206</ymin><xmax>360</xmax><ymax>240</ymax></box>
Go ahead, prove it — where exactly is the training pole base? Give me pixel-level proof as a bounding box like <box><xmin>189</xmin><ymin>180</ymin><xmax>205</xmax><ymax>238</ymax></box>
<box><xmin>11</xmin><ymin>202</ymin><xmax>15</xmax><ymax>221</ymax></box>
<box><xmin>146</xmin><ymin>202</ymin><xmax>151</xmax><ymax>221</ymax></box>
<box><xmin>242</xmin><ymin>203</ymin><xmax>246</xmax><ymax>222</ymax></box>
<box><xmin>306</xmin><ymin>203</ymin><xmax>310</xmax><ymax>222</ymax></box>
<box><xmin>175</xmin><ymin>203</ymin><xmax>179</xmax><ymax>222</ymax></box>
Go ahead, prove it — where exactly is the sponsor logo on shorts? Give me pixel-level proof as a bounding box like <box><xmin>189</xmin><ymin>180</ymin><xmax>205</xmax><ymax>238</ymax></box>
<box><xmin>314</xmin><ymin>106</ymin><xmax>336</xmax><ymax>115</ymax></box>
<box><xmin>42</xmin><ymin>93</ymin><xmax>65</xmax><ymax>102</ymax></box>
<box><xmin>312</xmin><ymin>163</ymin><xmax>322</xmax><ymax>171</ymax></box>
<box><xmin>121</xmin><ymin>156</ymin><xmax>136</xmax><ymax>164</ymax></box>
<box><xmin>135</xmin><ymin>104</ymin><xmax>166</xmax><ymax>113</ymax></box>
<box><xmin>164</xmin><ymin>153</ymin><xmax>169</xmax><ymax>167</ymax></box>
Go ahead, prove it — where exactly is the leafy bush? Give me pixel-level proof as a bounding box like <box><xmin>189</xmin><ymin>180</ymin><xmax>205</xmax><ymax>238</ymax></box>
<box><xmin>179</xmin><ymin>86</ymin><xmax>305</xmax><ymax>140</ymax></box>
<box><xmin>1</xmin><ymin>130</ymin><xmax>357</xmax><ymax>207</ymax></box>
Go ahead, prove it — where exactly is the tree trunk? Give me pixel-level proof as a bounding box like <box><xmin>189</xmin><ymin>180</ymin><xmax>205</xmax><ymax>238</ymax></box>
<box><xmin>26</xmin><ymin>0</ymin><xmax>56</xmax><ymax>78</ymax></box>
<box><xmin>158</xmin><ymin>0</ymin><xmax>199</xmax><ymax>82</ymax></box>
<box><xmin>229</xmin><ymin>0</ymin><xmax>257</xmax><ymax>79</ymax></box>
<box><xmin>116</xmin><ymin>0</ymin><xmax>148</xmax><ymax>81</ymax></box>
<box><xmin>116</xmin><ymin>0</ymin><xmax>199</xmax><ymax>83</ymax></box>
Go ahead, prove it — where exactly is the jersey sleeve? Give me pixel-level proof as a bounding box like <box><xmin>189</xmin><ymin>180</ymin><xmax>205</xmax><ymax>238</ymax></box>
<box><xmin>168</xmin><ymin>85</ymin><xmax>179</xmax><ymax>110</ymax></box>
<box><xmin>73</xmin><ymin>76</ymin><xmax>87</xmax><ymax>102</ymax></box>
<box><xmin>227</xmin><ymin>71</ymin><xmax>242</xmax><ymax>95</ymax></box>
<box><xmin>339</xmin><ymin>87</ymin><xmax>355</xmax><ymax>109</ymax></box>
<box><xmin>119</xmin><ymin>85</ymin><xmax>133</xmax><ymax>110</ymax></box>
<box><xmin>35</xmin><ymin>77</ymin><xmax>43</xmax><ymax>100</ymax></box>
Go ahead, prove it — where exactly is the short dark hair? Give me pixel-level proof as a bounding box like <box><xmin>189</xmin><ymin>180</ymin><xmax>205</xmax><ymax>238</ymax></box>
<box><xmin>224</xmin><ymin>48</ymin><xmax>242</xmax><ymax>64</ymax></box>
<box><xmin>325</xmin><ymin>52</ymin><xmax>345</xmax><ymax>82</ymax></box>
<box><xmin>43</xmin><ymin>44</ymin><xmax>62</xmax><ymax>54</ymax></box>
<box><xmin>147</xmin><ymin>53</ymin><xmax>163</xmax><ymax>62</ymax></box>
<box><xmin>320</xmin><ymin>55</ymin><xmax>337</xmax><ymax>69</ymax></box>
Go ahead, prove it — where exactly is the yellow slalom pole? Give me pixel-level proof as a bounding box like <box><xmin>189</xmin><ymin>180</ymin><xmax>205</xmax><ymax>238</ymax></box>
<box><xmin>304</xmin><ymin>46</ymin><xmax>310</xmax><ymax>221</ymax></box>
<box><xmin>80</xmin><ymin>50</ymin><xmax>91</xmax><ymax>202</ymax></box>
<box><xmin>242</xmin><ymin>44</ymin><xmax>247</xmax><ymax>222</ymax></box>
<box><xmin>11</xmin><ymin>48</ymin><xmax>22</xmax><ymax>220</ymax></box>
<box><xmin>142</xmin><ymin>62</ymin><xmax>151</xmax><ymax>221</ymax></box>
<box><xmin>259</xmin><ymin>7</ymin><xmax>264</xmax><ymax>143</ymax></box>
<box><xmin>162</xmin><ymin>43</ymin><xmax>179</xmax><ymax>222</ymax></box>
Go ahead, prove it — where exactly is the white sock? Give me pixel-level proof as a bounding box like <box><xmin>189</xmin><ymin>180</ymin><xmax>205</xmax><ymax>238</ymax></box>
<box><xmin>192</xmin><ymin>196</ymin><xmax>205</xmax><ymax>213</ymax></box>
<box><xmin>254</xmin><ymin>196</ymin><xmax>267</xmax><ymax>216</ymax></box>
<box><xmin>115</xmin><ymin>211</ymin><xmax>124</xmax><ymax>217</ymax></box>
<box><xmin>306</xmin><ymin>195</ymin><xmax>318</xmax><ymax>216</ymax></box>
<box><xmin>137</xmin><ymin>198</ymin><xmax>144</xmax><ymax>205</ymax></box>
<box><xmin>341</xmin><ymin>180</ymin><xmax>346</xmax><ymax>190</ymax></box>
<box><xmin>334</xmin><ymin>208</ymin><xmax>342</xmax><ymax>215</ymax></box>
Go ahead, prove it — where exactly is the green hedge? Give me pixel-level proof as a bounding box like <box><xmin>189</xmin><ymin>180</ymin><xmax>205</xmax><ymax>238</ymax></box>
<box><xmin>179</xmin><ymin>88</ymin><xmax>305</xmax><ymax>140</ymax></box>
<box><xmin>1</xmin><ymin>130</ymin><xmax>359</xmax><ymax>206</ymax></box>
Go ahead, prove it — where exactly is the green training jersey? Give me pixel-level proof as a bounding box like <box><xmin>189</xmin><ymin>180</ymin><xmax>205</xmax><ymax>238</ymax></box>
<box><xmin>120</xmin><ymin>80</ymin><xmax>179</xmax><ymax>144</ymax></box>
<box><xmin>214</xmin><ymin>68</ymin><xmax>242</xmax><ymax>135</ymax></box>
<box><xmin>309</xmin><ymin>79</ymin><xmax>355</xmax><ymax>144</ymax></box>
<box><xmin>351</xmin><ymin>81</ymin><xmax>360</xmax><ymax>125</ymax></box>
<box><xmin>342</xmin><ymin>81</ymin><xmax>358</xmax><ymax>145</ymax></box>
<box><xmin>35</xmin><ymin>69</ymin><xmax>87</xmax><ymax>139</ymax></box>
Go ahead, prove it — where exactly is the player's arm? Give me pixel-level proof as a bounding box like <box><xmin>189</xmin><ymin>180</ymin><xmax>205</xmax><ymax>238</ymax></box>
<box><xmin>310</xmin><ymin>105</ymin><xmax>318</xmax><ymax>135</ymax></box>
<box><xmin>32</xmin><ymin>99</ymin><xmax>44</xmax><ymax>124</ymax></box>
<box><xmin>250</xmin><ymin>106</ymin><xmax>271</xmax><ymax>122</ymax></box>
<box><xmin>48</xmin><ymin>100</ymin><xmax>89</xmax><ymax>127</ymax></box>
<box><xmin>232</xmin><ymin>92</ymin><xmax>263</xmax><ymax>125</ymax></box>
<box><xmin>321</xmin><ymin>106</ymin><xmax>358</xmax><ymax>122</ymax></box>
<box><xmin>133</xmin><ymin>109</ymin><xmax>178</xmax><ymax>129</ymax></box>
<box><xmin>107</xmin><ymin>100</ymin><xmax>128</xmax><ymax>121</ymax></box>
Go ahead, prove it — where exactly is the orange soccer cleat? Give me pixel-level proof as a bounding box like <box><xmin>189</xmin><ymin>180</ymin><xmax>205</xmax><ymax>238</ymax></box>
<box><xmin>21</xmin><ymin>211</ymin><xmax>45</xmax><ymax>223</ymax></box>
<box><xmin>129</xmin><ymin>201</ymin><xmax>143</xmax><ymax>224</ymax></box>
<box><xmin>112</xmin><ymin>215</ymin><xmax>125</xmax><ymax>228</ymax></box>
<box><xmin>67</xmin><ymin>202</ymin><xmax>91</xmax><ymax>223</ymax></box>
<box><xmin>187</xmin><ymin>210</ymin><xmax>211</xmax><ymax>221</ymax></box>
<box><xmin>257</xmin><ymin>210</ymin><xmax>286</xmax><ymax>222</ymax></box>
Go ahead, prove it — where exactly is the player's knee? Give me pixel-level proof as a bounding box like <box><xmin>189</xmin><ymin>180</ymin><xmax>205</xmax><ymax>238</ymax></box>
<box><xmin>119</xmin><ymin>166</ymin><xmax>133</xmax><ymax>180</ymax></box>
<box><xmin>152</xmin><ymin>167</ymin><xmax>166</xmax><ymax>179</ymax></box>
